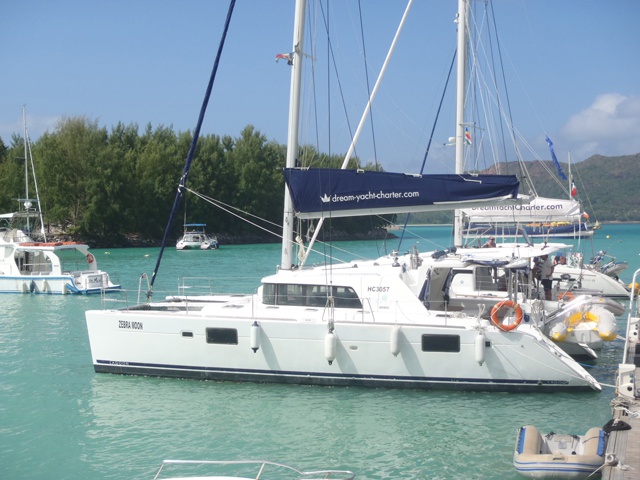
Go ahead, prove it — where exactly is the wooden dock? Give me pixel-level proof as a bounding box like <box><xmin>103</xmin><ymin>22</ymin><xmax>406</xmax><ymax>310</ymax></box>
<box><xmin>602</xmin><ymin>311</ymin><xmax>640</xmax><ymax>480</ymax></box>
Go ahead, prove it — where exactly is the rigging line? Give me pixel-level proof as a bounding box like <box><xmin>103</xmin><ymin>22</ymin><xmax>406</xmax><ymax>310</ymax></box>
<box><xmin>573</xmin><ymin>164</ymin><xmax>597</xmax><ymax>221</ymax></box>
<box><xmin>319</xmin><ymin>0</ymin><xmax>334</xmax><ymax>285</ymax></box>
<box><xmin>357</xmin><ymin>0</ymin><xmax>379</xmax><ymax>169</ymax></box>
<box><xmin>397</xmin><ymin>50</ymin><xmax>456</xmax><ymax>251</ymax></box>
<box><xmin>308</xmin><ymin>3</ymin><xmax>321</xmax><ymax>163</ymax></box>
<box><xmin>187</xmin><ymin>188</ymin><xmax>373</xmax><ymax>264</ymax></box>
<box><xmin>318</xmin><ymin>1</ymin><xmax>357</xmax><ymax>163</ymax></box>
<box><xmin>25</xmin><ymin>135</ymin><xmax>46</xmax><ymax>241</ymax></box>
<box><xmin>23</xmin><ymin>108</ymin><xmax>47</xmax><ymax>241</ymax></box>
<box><xmin>484</xmin><ymin>1</ymin><xmax>512</xmax><ymax>177</ymax></box>
<box><xmin>149</xmin><ymin>0</ymin><xmax>236</xmax><ymax>291</ymax></box>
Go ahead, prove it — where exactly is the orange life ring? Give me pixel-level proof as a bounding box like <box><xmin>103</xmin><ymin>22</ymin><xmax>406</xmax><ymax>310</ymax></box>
<box><xmin>490</xmin><ymin>300</ymin><xmax>523</xmax><ymax>332</ymax></box>
<box><xmin>86</xmin><ymin>253</ymin><xmax>95</xmax><ymax>263</ymax></box>
<box><xmin>558</xmin><ymin>291</ymin><xmax>574</xmax><ymax>302</ymax></box>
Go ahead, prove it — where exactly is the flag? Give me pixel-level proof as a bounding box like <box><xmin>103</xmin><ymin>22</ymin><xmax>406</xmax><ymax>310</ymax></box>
<box><xmin>545</xmin><ymin>136</ymin><xmax>568</xmax><ymax>181</ymax></box>
<box><xmin>571</xmin><ymin>181</ymin><xmax>577</xmax><ymax>197</ymax></box>
<box><xmin>275</xmin><ymin>53</ymin><xmax>292</xmax><ymax>65</ymax></box>
<box><xmin>464</xmin><ymin>127</ymin><xmax>472</xmax><ymax>145</ymax></box>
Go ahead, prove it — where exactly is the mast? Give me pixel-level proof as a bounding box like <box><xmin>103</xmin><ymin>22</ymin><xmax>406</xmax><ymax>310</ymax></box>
<box><xmin>453</xmin><ymin>0</ymin><xmax>468</xmax><ymax>247</ymax></box>
<box><xmin>280</xmin><ymin>0</ymin><xmax>306</xmax><ymax>270</ymax></box>
<box><xmin>23</xmin><ymin>106</ymin><xmax>29</xmax><ymax>209</ymax></box>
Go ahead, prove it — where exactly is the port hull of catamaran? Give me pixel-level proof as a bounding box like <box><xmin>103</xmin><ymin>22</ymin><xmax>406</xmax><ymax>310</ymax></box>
<box><xmin>0</xmin><ymin>274</ymin><xmax>120</xmax><ymax>294</ymax></box>
<box><xmin>86</xmin><ymin>305</ymin><xmax>599</xmax><ymax>393</ymax></box>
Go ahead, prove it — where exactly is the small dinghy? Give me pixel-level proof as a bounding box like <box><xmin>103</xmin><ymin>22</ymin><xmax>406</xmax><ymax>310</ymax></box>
<box><xmin>514</xmin><ymin>425</ymin><xmax>607</xmax><ymax>479</ymax></box>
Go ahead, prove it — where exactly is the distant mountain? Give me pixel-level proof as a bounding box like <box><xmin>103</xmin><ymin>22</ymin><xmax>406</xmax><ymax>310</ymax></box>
<box><xmin>405</xmin><ymin>153</ymin><xmax>640</xmax><ymax>224</ymax></box>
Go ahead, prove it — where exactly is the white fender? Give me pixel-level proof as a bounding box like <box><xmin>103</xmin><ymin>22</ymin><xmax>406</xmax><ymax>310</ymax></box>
<box><xmin>324</xmin><ymin>331</ymin><xmax>337</xmax><ymax>365</ymax></box>
<box><xmin>390</xmin><ymin>325</ymin><xmax>401</xmax><ymax>356</ymax></box>
<box><xmin>475</xmin><ymin>333</ymin><xmax>486</xmax><ymax>366</ymax></box>
<box><xmin>250</xmin><ymin>321</ymin><xmax>260</xmax><ymax>352</ymax></box>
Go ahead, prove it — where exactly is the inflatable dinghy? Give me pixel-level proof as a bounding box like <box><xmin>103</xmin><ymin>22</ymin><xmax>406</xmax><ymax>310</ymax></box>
<box><xmin>514</xmin><ymin>425</ymin><xmax>607</xmax><ymax>479</ymax></box>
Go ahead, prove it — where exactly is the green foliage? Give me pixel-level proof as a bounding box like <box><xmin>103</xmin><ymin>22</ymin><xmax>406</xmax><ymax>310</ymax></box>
<box><xmin>3</xmin><ymin>116</ymin><xmax>636</xmax><ymax>243</ymax></box>
<box><xmin>0</xmin><ymin>117</ymin><xmax>388</xmax><ymax>243</ymax></box>
<box><xmin>0</xmin><ymin>134</ymin><xmax>28</xmax><ymax>214</ymax></box>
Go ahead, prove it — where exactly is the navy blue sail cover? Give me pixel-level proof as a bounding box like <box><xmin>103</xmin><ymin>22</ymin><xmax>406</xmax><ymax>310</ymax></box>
<box><xmin>283</xmin><ymin>168</ymin><xmax>519</xmax><ymax>219</ymax></box>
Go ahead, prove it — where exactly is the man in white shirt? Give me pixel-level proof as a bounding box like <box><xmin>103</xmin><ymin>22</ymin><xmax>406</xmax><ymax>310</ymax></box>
<box><xmin>540</xmin><ymin>254</ymin><xmax>554</xmax><ymax>300</ymax></box>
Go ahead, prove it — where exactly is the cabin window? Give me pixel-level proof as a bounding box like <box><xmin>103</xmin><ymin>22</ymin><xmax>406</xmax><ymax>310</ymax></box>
<box><xmin>262</xmin><ymin>283</ymin><xmax>362</xmax><ymax>308</ymax></box>
<box><xmin>262</xmin><ymin>284</ymin><xmax>276</xmax><ymax>305</ymax></box>
<box><xmin>421</xmin><ymin>334</ymin><xmax>460</xmax><ymax>353</ymax></box>
<box><xmin>307</xmin><ymin>285</ymin><xmax>328</xmax><ymax>307</ymax></box>
<box><xmin>206</xmin><ymin>328</ymin><xmax>238</xmax><ymax>345</ymax></box>
<box><xmin>18</xmin><ymin>251</ymin><xmax>53</xmax><ymax>274</ymax></box>
<box><xmin>277</xmin><ymin>284</ymin><xmax>305</xmax><ymax>306</ymax></box>
<box><xmin>333</xmin><ymin>286</ymin><xmax>362</xmax><ymax>308</ymax></box>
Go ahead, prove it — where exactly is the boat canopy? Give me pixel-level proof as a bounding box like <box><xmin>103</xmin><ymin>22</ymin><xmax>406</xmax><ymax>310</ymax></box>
<box><xmin>284</xmin><ymin>168</ymin><xmax>520</xmax><ymax>219</ymax></box>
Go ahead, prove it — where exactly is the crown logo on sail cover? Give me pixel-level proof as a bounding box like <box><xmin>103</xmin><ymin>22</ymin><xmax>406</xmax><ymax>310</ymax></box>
<box><xmin>320</xmin><ymin>194</ymin><xmax>331</xmax><ymax>203</ymax></box>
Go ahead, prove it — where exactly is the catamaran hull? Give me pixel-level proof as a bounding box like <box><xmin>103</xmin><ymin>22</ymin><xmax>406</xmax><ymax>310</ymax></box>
<box><xmin>86</xmin><ymin>309</ymin><xmax>598</xmax><ymax>393</ymax></box>
<box><xmin>0</xmin><ymin>275</ymin><xmax>120</xmax><ymax>295</ymax></box>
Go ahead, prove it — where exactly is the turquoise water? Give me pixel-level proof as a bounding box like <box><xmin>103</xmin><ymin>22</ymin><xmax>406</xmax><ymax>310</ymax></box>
<box><xmin>1</xmin><ymin>224</ymin><xmax>638</xmax><ymax>479</ymax></box>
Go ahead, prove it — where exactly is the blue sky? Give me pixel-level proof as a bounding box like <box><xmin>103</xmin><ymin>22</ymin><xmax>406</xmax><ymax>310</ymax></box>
<box><xmin>2</xmin><ymin>0</ymin><xmax>639</xmax><ymax>175</ymax></box>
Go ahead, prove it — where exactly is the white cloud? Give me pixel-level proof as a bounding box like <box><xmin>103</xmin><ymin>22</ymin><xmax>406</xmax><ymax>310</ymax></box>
<box><xmin>561</xmin><ymin>93</ymin><xmax>640</xmax><ymax>159</ymax></box>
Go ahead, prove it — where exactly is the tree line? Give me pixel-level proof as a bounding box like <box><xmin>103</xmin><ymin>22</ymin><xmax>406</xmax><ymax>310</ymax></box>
<box><xmin>0</xmin><ymin>117</ymin><xmax>387</xmax><ymax>245</ymax></box>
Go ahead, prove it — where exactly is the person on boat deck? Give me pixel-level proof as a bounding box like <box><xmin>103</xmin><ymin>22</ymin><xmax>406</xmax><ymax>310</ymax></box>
<box><xmin>540</xmin><ymin>254</ymin><xmax>554</xmax><ymax>300</ymax></box>
<box><xmin>482</xmin><ymin>236</ymin><xmax>496</xmax><ymax>248</ymax></box>
<box><xmin>554</xmin><ymin>255</ymin><xmax>566</xmax><ymax>265</ymax></box>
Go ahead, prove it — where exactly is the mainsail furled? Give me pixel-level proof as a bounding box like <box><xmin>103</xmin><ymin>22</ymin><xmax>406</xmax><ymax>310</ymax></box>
<box><xmin>284</xmin><ymin>168</ymin><xmax>519</xmax><ymax>219</ymax></box>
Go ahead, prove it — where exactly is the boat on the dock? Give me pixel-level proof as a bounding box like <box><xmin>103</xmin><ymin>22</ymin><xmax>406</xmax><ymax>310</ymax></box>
<box><xmin>514</xmin><ymin>424</ymin><xmax>607</xmax><ymax>479</ymax></box>
<box><xmin>153</xmin><ymin>459</ymin><xmax>355</xmax><ymax>479</ymax></box>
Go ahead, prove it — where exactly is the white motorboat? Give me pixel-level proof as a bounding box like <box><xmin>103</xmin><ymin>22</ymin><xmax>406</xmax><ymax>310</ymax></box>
<box><xmin>85</xmin><ymin>0</ymin><xmax>601</xmax><ymax>393</ymax></box>
<box><xmin>0</xmin><ymin>108</ymin><xmax>120</xmax><ymax>295</ymax></box>
<box><xmin>554</xmin><ymin>261</ymin><xmax>630</xmax><ymax>298</ymax></box>
<box><xmin>514</xmin><ymin>425</ymin><xmax>607</xmax><ymax>479</ymax></box>
<box><xmin>153</xmin><ymin>459</ymin><xmax>355</xmax><ymax>479</ymax></box>
<box><xmin>176</xmin><ymin>223</ymin><xmax>219</xmax><ymax>250</ymax></box>
<box><xmin>588</xmin><ymin>250</ymin><xmax>628</xmax><ymax>279</ymax></box>
<box><xmin>0</xmin><ymin>240</ymin><xmax>120</xmax><ymax>294</ymax></box>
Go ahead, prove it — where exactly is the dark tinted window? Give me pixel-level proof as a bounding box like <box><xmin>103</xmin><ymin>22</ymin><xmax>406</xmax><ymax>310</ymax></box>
<box><xmin>422</xmin><ymin>334</ymin><xmax>460</xmax><ymax>352</ymax></box>
<box><xmin>206</xmin><ymin>328</ymin><xmax>238</xmax><ymax>345</ymax></box>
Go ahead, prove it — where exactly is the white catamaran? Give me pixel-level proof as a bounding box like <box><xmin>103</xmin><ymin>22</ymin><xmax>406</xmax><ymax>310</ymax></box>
<box><xmin>85</xmin><ymin>0</ymin><xmax>599</xmax><ymax>392</ymax></box>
